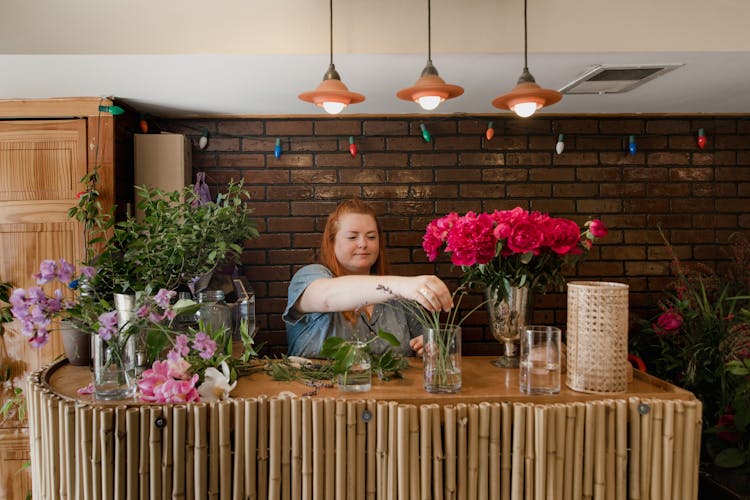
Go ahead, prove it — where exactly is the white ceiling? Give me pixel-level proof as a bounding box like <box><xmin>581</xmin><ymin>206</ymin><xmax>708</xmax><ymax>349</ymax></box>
<box><xmin>2</xmin><ymin>0</ymin><xmax>750</xmax><ymax>117</ymax></box>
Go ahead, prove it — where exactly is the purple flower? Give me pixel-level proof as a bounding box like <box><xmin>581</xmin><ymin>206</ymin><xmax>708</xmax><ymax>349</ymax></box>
<box><xmin>192</xmin><ymin>332</ymin><xmax>217</xmax><ymax>360</ymax></box>
<box><xmin>97</xmin><ymin>311</ymin><xmax>119</xmax><ymax>340</ymax></box>
<box><xmin>154</xmin><ymin>289</ymin><xmax>176</xmax><ymax>310</ymax></box>
<box><xmin>57</xmin><ymin>258</ymin><xmax>75</xmax><ymax>283</ymax></box>
<box><xmin>34</xmin><ymin>260</ymin><xmax>57</xmax><ymax>284</ymax></box>
<box><xmin>173</xmin><ymin>334</ymin><xmax>190</xmax><ymax>356</ymax></box>
<box><xmin>81</xmin><ymin>266</ymin><xmax>97</xmax><ymax>279</ymax></box>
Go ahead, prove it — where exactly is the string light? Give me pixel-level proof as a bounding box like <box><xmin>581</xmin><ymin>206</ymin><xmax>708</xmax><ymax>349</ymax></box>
<box><xmin>348</xmin><ymin>136</ymin><xmax>358</xmax><ymax>157</ymax></box>
<box><xmin>274</xmin><ymin>138</ymin><xmax>283</xmax><ymax>159</ymax></box>
<box><xmin>139</xmin><ymin>115</ymin><xmax>149</xmax><ymax>134</ymax></box>
<box><xmin>198</xmin><ymin>131</ymin><xmax>209</xmax><ymax>150</ymax></box>
<box><xmin>485</xmin><ymin>121</ymin><xmax>495</xmax><ymax>140</ymax></box>
<box><xmin>420</xmin><ymin>123</ymin><xmax>432</xmax><ymax>142</ymax></box>
<box><xmin>555</xmin><ymin>133</ymin><xmax>565</xmax><ymax>155</ymax></box>
<box><xmin>628</xmin><ymin>135</ymin><xmax>637</xmax><ymax>155</ymax></box>
<box><xmin>697</xmin><ymin>128</ymin><xmax>707</xmax><ymax>149</ymax></box>
<box><xmin>98</xmin><ymin>105</ymin><xmax>124</xmax><ymax>115</ymax></box>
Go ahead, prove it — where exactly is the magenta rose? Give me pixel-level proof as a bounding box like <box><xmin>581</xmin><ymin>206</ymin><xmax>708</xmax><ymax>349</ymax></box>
<box><xmin>544</xmin><ymin>218</ymin><xmax>581</xmax><ymax>255</ymax></box>
<box><xmin>506</xmin><ymin>220</ymin><xmax>544</xmax><ymax>254</ymax></box>
<box><xmin>655</xmin><ymin>311</ymin><xmax>683</xmax><ymax>333</ymax></box>
<box><xmin>588</xmin><ymin>219</ymin><xmax>609</xmax><ymax>238</ymax></box>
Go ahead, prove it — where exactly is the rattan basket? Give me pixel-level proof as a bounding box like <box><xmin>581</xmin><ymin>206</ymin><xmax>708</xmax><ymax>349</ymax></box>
<box><xmin>566</xmin><ymin>281</ymin><xmax>629</xmax><ymax>394</ymax></box>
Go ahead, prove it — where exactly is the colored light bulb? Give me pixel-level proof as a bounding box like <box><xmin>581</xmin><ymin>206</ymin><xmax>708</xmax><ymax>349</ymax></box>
<box><xmin>420</xmin><ymin>123</ymin><xmax>431</xmax><ymax>143</ymax></box>
<box><xmin>697</xmin><ymin>128</ymin><xmax>707</xmax><ymax>149</ymax></box>
<box><xmin>555</xmin><ymin>134</ymin><xmax>565</xmax><ymax>155</ymax></box>
<box><xmin>348</xmin><ymin>136</ymin><xmax>357</xmax><ymax>157</ymax></box>
<box><xmin>98</xmin><ymin>105</ymin><xmax>124</xmax><ymax>115</ymax></box>
<box><xmin>628</xmin><ymin>135</ymin><xmax>637</xmax><ymax>155</ymax></box>
<box><xmin>486</xmin><ymin>121</ymin><xmax>495</xmax><ymax>140</ymax></box>
<box><xmin>274</xmin><ymin>138</ymin><xmax>282</xmax><ymax>159</ymax></box>
<box><xmin>199</xmin><ymin>131</ymin><xmax>209</xmax><ymax>150</ymax></box>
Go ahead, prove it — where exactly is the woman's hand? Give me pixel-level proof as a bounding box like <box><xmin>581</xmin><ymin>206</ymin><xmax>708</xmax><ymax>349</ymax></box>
<box><xmin>405</xmin><ymin>275</ymin><xmax>453</xmax><ymax>312</ymax></box>
<box><xmin>409</xmin><ymin>335</ymin><xmax>425</xmax><ymax>356</ymax></box>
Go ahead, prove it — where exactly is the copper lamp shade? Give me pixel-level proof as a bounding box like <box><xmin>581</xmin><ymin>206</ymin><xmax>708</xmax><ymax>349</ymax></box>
<box><xmin>492</xmin><ymin>68</ymin><xmax>562</xmax><ymax>117</ymax></box>
<box><xmin>299</xmin><ymin>64</ymin><xmax>365</xmax><ymax>114</ymax></box>
<box><xmin>397</xmin><ymin>61</ymin><xmax>464</xmax><ymax>110</ymax></box>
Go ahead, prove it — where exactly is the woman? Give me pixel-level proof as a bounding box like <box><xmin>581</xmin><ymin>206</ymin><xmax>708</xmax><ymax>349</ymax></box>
<box><xmin>284</xmin><ymin>198</ymin><xmax>453</xmax><ymax>358</ymax></box>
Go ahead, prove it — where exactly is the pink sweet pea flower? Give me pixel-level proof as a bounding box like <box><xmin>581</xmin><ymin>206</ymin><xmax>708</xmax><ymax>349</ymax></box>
<box><xmin>97</xmin><ymin>311</ymin><xmax>119</xmax><ymax>340</ymax></box>
<box><xmin>154</xmin><ymin>289</ymin><xmax>176</xmax><ymax>310</ymax></box>
<box><xmin>192</xmin><ymin>332</ymin><xmax>217</xmax><ymax>360</ymax></box>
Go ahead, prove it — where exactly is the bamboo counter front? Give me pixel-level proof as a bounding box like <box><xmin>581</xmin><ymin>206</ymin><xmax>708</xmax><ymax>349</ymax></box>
<box><xmin>27</xmin><ymin>356</ymin><xmax>701</xmax><ymax>500</ymax></box>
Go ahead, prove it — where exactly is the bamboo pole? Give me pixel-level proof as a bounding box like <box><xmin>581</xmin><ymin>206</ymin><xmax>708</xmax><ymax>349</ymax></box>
<box><xmin>335</xmin><ymin>400</ymin><xmax>347</xmax><ymax>500</ymax></box>
<box><xmin>457</xmin><ymin>404</ymin><xmax>468</xmax><ymax>500</ymax></box>
<box><xmin>432</xmin><ymin>404</ymin><xmax>445</xmax><ymax>500</ymax></box>
<box><xmin>615</xmin><ymin>401</ymin><xmax>627</xmax><ymax>500</ymax></box>
<box><xmin>582</xmin><ymin>403</ymin><xmax>594</xmax><ymax>500</ymax></box>
<box><xmin>396</xmin><ymin>405</ymin><xmax>410</xmax><ymax>500</ymax></box>
<box><xmin>478</xmin><ymin>403</ymin><xmax>491</xmax><ymax>500</ymax></box>
<box><xmin>467</xmin><ymin>404</ymin><xmax>480</xmax><ymax>500</ymax></box>
<box><xmin>291</xmin><ymin>398</ymin><xmax>302</xmax><ymax>500</ymax></box>
<box><xmin>324</xmin><ymin>398</ymin><xmax>335</xmax><ymax>500</ymax></box>
<box><xmin>572</xmin><ymin>404</ymin><xmax>585</xmax><ymax>500</ymax></box>
<box><xmin>553</xmin><ymin>405</ymin><xmax>565</xmax><ymax>500</ymax></box>
<box><xmin>149</xmin><ymin>407</ymin><xmax>163</xmax><ymax>499</ymax></box>
<box><xmin>301</xmin><ymin>398</ymin><xmax>312</xmax><ymax>500</ymax></box>
<box><xmin>445</xmin><ymin>405</ymin><xmax>457</xmax><ymax>500</ymax></box>
<box><xmin>282</xmin><ymin>396</ymin><xmax>292</xmax><ymax>500</ymax></box>
<box><xmin>387</xmin><ymin>401</ymin><xmax>398</xmax><ymax>500</ymax></box>
<box><xmin>113</xmin><ymin>406</ymin><xmax>127</xmax><ymax>500</ymax></box>
<box><xmin>366</xmin><ymin>400</ymin><xmax>378</xmax><ymax>500</ymax></box>
<box><xmin>670</xmin><ymin>401</ymin><xmax>685</xmax><ymax>500</ymax></box>
<box><xmin>81</xmin><ymin>406</ymin><xmax>93</xmax><ymax>500</ymax></box>
<box><xmin>245</xmin><ymin>399</ymin><xmax>258</xmax><ymax>500</ymax></box>
<box><xmin>501</xmin><ymin>403</ymin><xmax>512</xmax><ymax>500</ymax></box>
<box><xmin>682</xmin><ymin>402</ymin><xmax>698</xmax><ymax>500</ymax></box>
<box><xmin>562</xmin><ymin>406</ymin><xmax>574</xmax><ymax>500</ymax></box>
<box><xmin>258</xmin><ymin>396</ymin><xmax>270</xmax><ymax>500</ymax></box>
<box><xmin>195</xmin><ymin>404</ymin><xmax>209</xmax><ymax>499</ymax></box>
<box><xmin>605</xmin><ymin>401</ymin><xmax>615</xmax><ymax>500</ymax></box>
<box><xmin>124</xmin><ymin>408</ymin><xmax>139</xmax><ymax>500</ymax></box>
<box><xmin>510</xmin><ymin>404</ymin><xmax>525</xmax><ymax>500</ymax></box>
<box><xmin>348</xmin><ymin>401</ymin><xmax>358</xmax><ymax>500</ymax></box>
<box><xmin>420</xmin><ymin>405</ymin><xmax>433</xmax><ymax>500</ymax></box>
<box><xmin>137</xmin><ymin>407</ymin><xmax>150</xmax><ymax>500</ymax></box>
<box><xmin>649</xmin><ymin>401</ymin><xmax>664</xmax><ymax>500</ymax></box>
<box><xmin>218</xmin><ymin>401</ymin><xmax>232</xmax><ymax>500</ymax></box>
<box><xmin>639</xmin><ymin>400</ymin><xmax>653</xmax><ymax>500</ymax></box>
<box><xmin>186</xmin><ymin>403</ymin><xmax>196</xmax><ymax>500</ymax></box>
<box><xmin>162</xmin><ymin>406</ymin><xmax>174</xmax><ymax>499</ymax></box>
<box><xmin>269</xmin><ymin>398</ymin><xmax>283</xmax><ymax>500</ymax></box>
<box><xmin>593</xmin><ymin>402</ymin><xmax>605</xmax><ymax>500</ymax></box>
<box><xmin>533</xmin><ymin>406</ymin><xmax>546</xmax><ymax>500</ymax></box>
<box><xmin>692</xmin><ymin>401</ymin><xmax>703</xmax><ymax>500</ymax></box>
<box><xmin>48</xmin><ymin>398</ymin><xmax>62</xmax><ymax>500</ymax></box>
<box><xmin>93</xmin><ymin>407</ymin><xmax>102</xmax><ymax>500</ymax></box>
<box><xmin>376</xmin><ymin>401</ymin><xmax>389</xmax><ymax>500</ymax></box>
<box><xmin>100</xmin><ymin>408</ymin><xmax>115</xmax><ymax>499</ymax></box>
<box><xmin>364</xmin><ymin>400</ymin><xmax>368</xmax><ymax>500</ymax></box>
<box><xmin>172</xmin><ymin>405</ymin><xmax>187</xmax><ymax>500</ymax></box>
<box><xmin>488</xmin><ymin>403</ymin><xmax>500</xmax><ymax>500</ymax></box>
<box><xmin>232</xmin><ymin>401</ymin><xmax>245</xmax><ymax>500</ymax></box>
<box><xmin>61</xmin><ymin>402</ymin><xmax>75</xmax><ymax>499</ymax></box>
<box><xmin>628</xmin><ymin>399</ymin><xmax>641</xmax><ymax>500</ymax></box>
<box><xmin>207</xmin><ymin>403</ymin><xmax>219</xmax><ymax>499</ymax></box>
<box><xmin>660</xmin><ymin>401</ymin><xmax>674</xmax><ymax>500</ymax></box>
<box><xmin>524</xmin><ymin>405</ymin><xmax>534</xmax><ymax>500</ymax></box>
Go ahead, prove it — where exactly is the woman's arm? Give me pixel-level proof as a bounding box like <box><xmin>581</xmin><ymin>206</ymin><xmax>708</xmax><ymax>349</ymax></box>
<box><xmin>296</xmin><ymin>274</ymin><xmax>453</xmax><ymax>314</ymax></box>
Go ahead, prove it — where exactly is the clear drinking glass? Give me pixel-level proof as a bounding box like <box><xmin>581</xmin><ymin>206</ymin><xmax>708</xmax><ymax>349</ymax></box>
<box><xmin>337</xmin><ymin>341</ymin><xmax>372</xmax><ymax>392</ymax></box>
<box><xmin>423</xmin><ymin>326</ymin><xmax>462</xmax><ymax>393</ymax></box>
<box><xmin>519</xmin><ymin>325</ymin><xmax>561</xmax><ymax>394</ymax></box>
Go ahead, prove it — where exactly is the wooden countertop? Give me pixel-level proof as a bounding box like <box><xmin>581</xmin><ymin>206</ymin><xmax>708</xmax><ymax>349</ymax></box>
<box><xmin>42</xmin><ymin>356</ymin><xmax>694</xmax><ymax>407</ymax></box>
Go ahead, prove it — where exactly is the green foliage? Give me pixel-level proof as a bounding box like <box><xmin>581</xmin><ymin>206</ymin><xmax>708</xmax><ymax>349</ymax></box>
<box><xmin>0</xmin><ymin>281</ymin><xmax>12</xmax><ymax>336</ymax></box>
<box><xmin>320</xmin><ymin>330</ymin><xmax>407</xmax><ymax>382</ymax></box>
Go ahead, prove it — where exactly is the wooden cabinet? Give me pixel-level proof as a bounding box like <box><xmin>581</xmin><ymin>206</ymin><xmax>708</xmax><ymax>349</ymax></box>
<box><xmin>0</xmin><ymin>97</ymin><xmax>135</xmax><ymax>499</ymax></box>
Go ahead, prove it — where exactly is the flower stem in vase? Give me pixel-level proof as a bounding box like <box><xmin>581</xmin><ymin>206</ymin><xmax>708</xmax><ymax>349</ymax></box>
<box><xmin>486</xmin><ymin>286</ymin><xmax>532</xmax><ymax>369</ymax></box>
<box><xmin>423</xmin><ymin>327</ymin><xmax>462</xmax><ymax>393</ymax></box>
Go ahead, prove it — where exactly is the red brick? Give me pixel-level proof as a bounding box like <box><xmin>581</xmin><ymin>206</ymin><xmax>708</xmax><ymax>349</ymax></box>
<box><xmin>646</xmin><ymin>183</ymin><xmax>690</xmax><ymax>197</ymax></box>
<box><xmin>434</xmin><ymin>136</ymin><xmax>482</xmax><ymax>150</ymax></box>
<box><xmin>507</xmin><ymin>184</ymin><xmax>551</xmax><ymax>197</ymax></box>
<box><xmin>739</xmin><ymin>214</ymin><xmax>750</xmax><ymax>228</ymax></box>
<box><xmin>716</xmin><ymin>167</ymin><xmax>750</xmax><ymax>181</ymax></box>
<box><xmin>459</xmin><ymin>153</ymin><xmax>505</xmax><ymax>167</ymax></box>
<box><xmin>386</xmin><ymin>137</ymin><xmax>433</xmax><ymax>150</ymax></box>
<box><xmin>635</xmin><ymin>135</ymin><xmax>668</xmax><ymax>150</ymax></box>
<box><xmin>596</xmin><ymin>214</ymin><xmax>645</xmax><ymax>229</ymax></box>
<box><xmin>353</xmin><ymin>137</ymin><xmax>385</xmax><ymax>152</ymax></box>
<box><xmin>291</xmin><ymin>170</ymin><xmax>336</xmax><ymax>184</ymax></box>
<box><xmin>363</xmin><ymin>121</ymin><xmax>409</xmax><ymax>135</ymax></box>
<box><xmin>239</xmin><ymin>250</ymin><xmax>266</xmax><ymax>265</ymax></box>
<box><xmin>553</xmin><ymin>152</ymin><xmax>599</xmax><ymax>166</ymax></box>
<box><xmin>268</xmin><ymin>154</ymin><xmax>314</xmax><ymax>168</ymax></box>
<box><xmin>645</xmin><ymin>214</ymin><xmax>692</xmax><ymax>228</ymax></box>
<box><xmin>267</xmin><ymin>217</ymin><xmax>315</xmax><ymax>232</ymax></box>
<box><xmin>645</xmin><ymin>120</ymin><xmax>690</xmax><ymax>134</ymax></box>
<box><xmin>556</xmin><ymin>119</ymin><xmax>599</xmax><ymax>134</ymax></box>
<box><xmin>192</xmin><ymin>152</ymin><xmax>217</xmax><ymax>167</ymax></box>
<box><xmin>386</xmin><ymin>201</ymin><xmax>434</xmax><ymax>215</ymax></box>
<box><xmin>693</xmin><ymin>119</ymin><xmax>736</xmax><ymax>134</ymax></box>
<box><xmin>364</xmin><ymin>153</ymin><xmax>408</xmax><ymax>167</ymax></box>
<box><xmin>669</xmin><ymin>136</ymin><xmax>698</xmax><ymax>150</ymax></box>
<box><xmin>506</xmin><ymin>152</ymin><xmax>551</xmax><ymax>166</ymax></box>
<box><xmin>716</xmin><ymin>198</ymin><xmax>750</xmax><ymax>211</ymax></box>
<box><xmin>457</xmin><ymin>119</ymin><xmax>488</xmax><ymax>135</ymax></box>
<box><xmin>220</xmin><ymin>153</ymin><xmax>265</xmax><ymax>167</ymax></box>
<box><xmin>289</xmin><ymin>139</ymin><xmax>338</xmax><ymax>152</ymax></box>
<box><xmin>599</xmin><ymin>120</ymin><xmax>644</xmax><ymax>134</ymax></box>
<box><xmin>483</xmin><ymin>169</ymin><xmax>527</xmax><ymax>182</ymax></box>
<box><xmin>625</xmin><ymin>262</ymin><xmax>670</xmax><ymax>276</ymax></box>
<box><xmin>599</xmin><ymin>183</ymin><xmax>645</xmax><ymax>197</ymax></box>
<box><xmin>578</xmin><ymin>261</ymin><xmax>624</xmax><ymax>276</ymax></box>
<box><xmin>412</xmin><ymin>121</ymin><xmax>456</xmax><ymax>135</ymax></box>
<box><xmin>552</xmin><ymin>184</ymin><xmax>599</xmax><ymax>197</ymax></box>
<box><xmin>623</xmin><ymin>167</ymin><xmax>667</xmax><ymax>181</ymax></box>
<box><xmin>530</xmin><ymin>168</ymin><xmax>575</xmax><ymax>182</ymax></box>
<box><xmin>712</xmin><ymin>151</ymin><xmax>738</xmax><ymax>165</ymax></box>
<box><xmin>202</xmin><ymin>170</ymin><xmax>243</xmax><ymax>184</ymax></box>
<box><xmin>294</xmin><ymin>233</ymin><xmax>324</xmax><ymax>248</ymax></box>
<box><xmin>314</xmin><ymin>186</ymin><xmax>363</xmax><ymax>199</ymax></box>
<box><xmin>623</xmin><ymin>229</ymin><xmax>665</xmax><ymax>244</ymax></box>
<box><xmin>528</xmin><ymin>135</ymin><xmax>556</xmax><ymax>150</ymax></box>
<box><xmin>245</xmin><ymin>233</ymin><xmax>290</xmax><ymax>248</ymax></box>
<box><xmin>692</xmin><ymin>183</ymin><xmax>736</xmax><ymax>197</ymax></box>
<box><xmin>669</xmin><ymin>229</ymin><xmax>716</xmax><ymax>243</ymax></box>
<box><xmin>410</xmin><ymin>185</ymin><xmax>458</xmax><ymax>199</ymax></box>
<box><xmin>362</xmin><ymin>185</ymin><xmax>410</xmax><ymax>199</ymax></box>
<box><xmin>411</xmin><ymin>153</ymin><xmax>458</xmax><ymax>167</ymax></box>
<box><xmin>715</xmin><ymin>135</ymin><xmax>750</xmax><ymax>149</ymax></box>
<box><xmin>647</xmin><ymin>152</ymin><xmax>690</xmax><ymax>166</ymax></box>
<box><xmin>577</xmin><ymin>167</ymin><xmax>622</xmax><ymax>182</ymax></box>
<box><xmin>203</xmin><ymin>137</ymin><xmax>240</xmax><ymax>151</ymax></box>
<box><xmin>599</xmin><ymin>152</ymin><xmax>645</xmax><ymax>165</ymax></box>
<box><xmin>315</xmin><ymin>153</ymin><xmax>361</xmax><ymax>168</ymax></box>
<box><xmin>692</xmin><ymin>214</ymin><xmax>738</xmax><ymax>228</ymax></box>
<box><xmin>460</xmin><ymin>184</ymin><xmax>505</xmax><ymax>198</ymax></box>
<box><xmin>387</xmin><ymin>169</ymin><xmax>433</xmax><ymax>183</ymax></box>
<box><xmin>252</xmin><ymin>266</ymin><xmax>293</xmax><ymax>281</ymax></box>
<box><xmin>575</xmin><ymin>137</ymin><xmax>622</xmax><ymax>150</ymax></box>
<box><xmin>647</xmin><ymin>245</ymin><xmax>691</xmax><ymax>260</ymax></box>
<box><xmin>291</xmin><ymin>201</ymin><xmax>339</xmax><ymax>216</ymax></box>
<box><xmin>268</xmin><ymin>249</ymin><xmax>316</xmax><ymax>265</ymax></box>
<box><xmin>622</xmin><ymin>199</ymin><xmax>668</xmax><ymax>212</ymax></box>
<box><xmin>528</xmin><ymin>199</ymin><xmax>575</xmax><ymax>214</ymax></box>
<box><xmin>218</xmin><ymin>120</ymin><xmax>264</xmax><ymax>135</ymax></box>
<box><xmin>437</xmin><ymin>168</ymin><xmax>482</xmax><ymax>182</ymax></box>
<box><xmin>314</xmin><ymin>120</ymin><xmax>361</xmax><ymax>135</ymax></box>
<box><xmin>576</xmin><ymin>199</ymin><xmax>622</xmax><ymax>213</ymax></box>
<box><xmin>266</xmin><ymin>120</ymin><xmax>313</xmax><ymax>136</ymax></box>
<box><xmin>388</xmin><ymin>231</ymin><xmax>424</xmax><ymax>247</ymax></box>
<box><xmin>739</xmin><ymin>183</ymin><xmax>750</xmax><ymax>196</ymax></box>
<box><xmin>483</xmin><ymin>136</ymin><xmax>528</xmax><ymax>151</ymax></box>
<box><xmin>339</xmin><ymin>169</ymin><xmax>385</xmax><ymax>183</ymax></box>
<box><xmin>601</xmin><ymin>246</ymin><xmax>646</xmax><ymax>260</ymax></box>
<box><xmin>267</xmin><ymin>186</ymin><xmax>313</xmax><ymax>200</ymax></box>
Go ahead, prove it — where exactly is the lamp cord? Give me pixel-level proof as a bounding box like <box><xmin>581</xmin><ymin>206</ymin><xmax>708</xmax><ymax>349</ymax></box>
<box><xmin>427</xmin><ymin>0</ymin><xmax>432</xmax><ymax>63</ymax></box>
<box><xmin>523</xmin><ymin>0</ymin><xmax>528</xmax><ymax>69</ymax></box>
<box><xmin>329</xmin><ymin>0</ymin><xmax>334</xmax><ymax>66</ymax></box>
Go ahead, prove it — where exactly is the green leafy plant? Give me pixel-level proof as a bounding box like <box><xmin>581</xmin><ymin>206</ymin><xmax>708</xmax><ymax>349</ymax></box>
<box><xmin>320</xmin><ymin>330</ymin><xmax>408</xmax><ymax>381</ymax></box>
<box><xmin>0</xmin><ymin>281</ymin><xmax>12</xmax><ymax>336</ymax></box>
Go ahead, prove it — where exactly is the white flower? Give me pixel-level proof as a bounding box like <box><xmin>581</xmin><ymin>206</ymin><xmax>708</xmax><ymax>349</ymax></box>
<box><xmin>197</xmin><ymin>361</ymin><xmax>237</xmax><ymax>401</ymax></box>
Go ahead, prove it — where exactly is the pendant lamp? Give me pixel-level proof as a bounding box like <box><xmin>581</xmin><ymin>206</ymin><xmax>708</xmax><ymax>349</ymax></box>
<box><xmin>299</xmin><ymin>0</ymin><xmax>365</xmax><ymax>114</ymax></box>
<box><xmin>492</xmin><ymin>0</ymin><xmax>561</xmax><ymax>118</ymax></box>
<box><xmin>396</xmin><ymin>0</ymin><xmax>463</xmax><ymax>110</ymax></box>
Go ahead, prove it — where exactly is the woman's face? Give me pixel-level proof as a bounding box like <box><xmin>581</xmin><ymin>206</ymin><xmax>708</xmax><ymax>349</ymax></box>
<box><xmin>333</xmin><ymin>212</ymin><xmax>380</xmax><ymax>275</ymax></box>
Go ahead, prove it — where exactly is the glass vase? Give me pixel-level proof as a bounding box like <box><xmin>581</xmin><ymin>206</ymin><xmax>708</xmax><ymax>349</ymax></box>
<box><xmin>423</xmin><ymin>327</ymin><xmax>462</xmax><ymax>393</ymax></box>
<box><xmin>93</xmin><ymin>333</ymin><xmax>136</xmax><ymax>400</ymax></box>
<box><xmin>486</xmin><ymin>286</ymin><xmax>533</xmax><ymax>368</ymax></box>
<box><xmin>337</xmin><ymin>341</ymin><xmax>372</xmax><ymax>392</ymax></box>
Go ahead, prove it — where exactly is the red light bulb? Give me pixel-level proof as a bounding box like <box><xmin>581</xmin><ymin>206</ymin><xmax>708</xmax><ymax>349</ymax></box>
<box><xmin>349</xmin><ymin>136</ymin><xmax>357</xmax><ymax>157</ymax></box>
<box><xmin>697</xmin><ymin>128</ymin><xmax>707</xmax><ymax>149</ymax></box>
<box><xmin>485</xmin><ymin>121</ymin><xmax>495</xmax><ymax>140</ymax></box>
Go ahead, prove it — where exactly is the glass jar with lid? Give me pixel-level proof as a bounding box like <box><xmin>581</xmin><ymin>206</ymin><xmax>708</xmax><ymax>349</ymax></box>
<box><xmin>195</xmin><ymin>290</ymin><xmax>233</xmax><ymax>334</ymax></box>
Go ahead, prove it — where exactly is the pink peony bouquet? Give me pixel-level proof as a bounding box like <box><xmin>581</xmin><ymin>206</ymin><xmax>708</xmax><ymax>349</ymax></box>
<box><xmin>423</xmin><ymin>207</ymin><xmax>608</xmax><ymax>299</ymax></box>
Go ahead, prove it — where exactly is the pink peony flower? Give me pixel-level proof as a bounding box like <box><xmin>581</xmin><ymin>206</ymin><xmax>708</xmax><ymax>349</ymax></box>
<box><xmin>138</xmin><ymin>360</ymin><xmax>200</xmax><ymax>403</ymax></box>
<box><xmin>506</xmin><ymin>221</ymin><xmax>544</xmax><ymax>254</ymax></box>
<box><xmin>445</xmin><ymin>212</ymin><xmax>496</xmax><ymax>266</ymax></box>
<box><xmin>656</xmin><ymin>311</ymin><xmax>683</xmax><ymax>333</ymax></box>
<box><xmin>588</xmin><ymin>219</ymin><xmax>609</xmax><ymax>238</ymax></box>
<box><xmin>543</xmin><ymin>218</ymin><xmax>582</xmax><ymax>255</ymax></box>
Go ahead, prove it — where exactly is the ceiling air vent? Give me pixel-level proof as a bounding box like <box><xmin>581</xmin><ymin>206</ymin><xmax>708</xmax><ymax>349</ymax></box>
<box><xmin>559</xmin><ymin>64</ymin><xmax>683</xmax><ymax>95</ymax></box>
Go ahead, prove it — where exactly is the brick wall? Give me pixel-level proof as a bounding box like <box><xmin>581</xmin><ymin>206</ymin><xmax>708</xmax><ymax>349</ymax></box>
<box><xmin>161</xmin><ymin>115</ymin><xmax>750</xmax><ymax>355</ymax></box>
